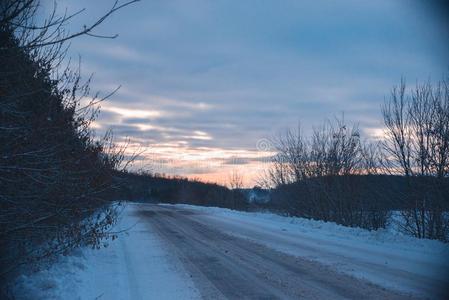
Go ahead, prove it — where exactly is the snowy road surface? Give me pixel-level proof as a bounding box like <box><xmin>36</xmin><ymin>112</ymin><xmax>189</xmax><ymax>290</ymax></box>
<box><xmin>143</xmin><ymin>205</ymin><xmax>414</xmax><ymax>299</ymax></box>
<box><xmin>15</xmin><ymin>203</ymin><xmax>449</xmax><ymax>299</ymax></box>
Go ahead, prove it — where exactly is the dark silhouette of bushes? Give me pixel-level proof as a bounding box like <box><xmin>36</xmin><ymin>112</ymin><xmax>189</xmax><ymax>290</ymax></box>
<box><xmin>0</xmin><ymin>0</ymin><xmax>136</xmax><ymax>290</ymax></box>
<box><xmin>265</xmin><ymin>78</ymin><xmax>449</xmax><ymax>241</ymax></box>
<box><xmin>269</xmin><ymin>175</ymin><xmax>449</xmax><ymax>231</ymax></box>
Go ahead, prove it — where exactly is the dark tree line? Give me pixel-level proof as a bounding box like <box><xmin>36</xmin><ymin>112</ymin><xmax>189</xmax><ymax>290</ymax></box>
<box><xmin>0</xmin><ymin>0</ymin><xmax>137</xmax><ymax>292</ymax></box>
<box><xmin>114</xmin><ymin>171</ymin><xmax>248</xmax><ymax>210</ymax></box>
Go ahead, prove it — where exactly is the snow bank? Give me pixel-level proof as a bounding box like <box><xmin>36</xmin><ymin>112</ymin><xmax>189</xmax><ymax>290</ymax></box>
<box><xmin>13</xmin><ymin>203</ymin><xmax>200</xmax><ymax>300</ymax></box>
<box><xmin>172</xmin><ymin>204</ymin><xmax>448</xmax><ymax>254</ymax></box>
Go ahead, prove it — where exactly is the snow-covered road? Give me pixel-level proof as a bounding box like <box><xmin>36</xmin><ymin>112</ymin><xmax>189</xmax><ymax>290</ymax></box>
<box><xmin>172</xmin><ymin>204</ymin><xmax>449</xmax><ymax>299</ymax></box>
<box><xmin>144</xmin><ymin>205</ymin><xmax>418</xmax><ymax>299</ymax></box>
<box><xmin>14</xmin><ymin>203</ymin><xmax>449</xmax><ymax>299</ymax></box>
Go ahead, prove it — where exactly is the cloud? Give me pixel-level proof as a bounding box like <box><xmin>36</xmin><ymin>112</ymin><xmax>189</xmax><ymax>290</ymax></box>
<box><xmin>101</xmin><ymin>104</ymin><xmax>163</xmax><ymax>119</ymax></box>
<box><xmin>60</xmin><ymin>0</ymin><xmax>448</xmax><ymax>185</ymax></box>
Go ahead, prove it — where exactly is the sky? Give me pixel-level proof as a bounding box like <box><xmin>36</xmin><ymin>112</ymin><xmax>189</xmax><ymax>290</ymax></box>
<box><xmin>52</xmin><ymin>0</ymin><xmax>448</xmax><ymax>187</ymax></box>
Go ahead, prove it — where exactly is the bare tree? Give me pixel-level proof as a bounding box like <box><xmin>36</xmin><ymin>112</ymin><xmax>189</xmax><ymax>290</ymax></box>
<box><xmin>264</xmin><ymin>116</ymin><xmax>388</xmax><ymax>229</ymax></box>
<box><xmin>360</xmin><ymin>141</ymin><xmax>381</xmax><ymax>175</ymax></box>
<box><xmin>229</xmin><ymin>169</ymin><xmax>244</xmax><ymax>190</ymax></box>
<box><xmin>227</xmin><ymin>169</ymin><xmax>248</xmax><ymax>210</ymax></box>
<box><xmin>266</xmin><ymin>117</ymin><xmax>363</xmax><ymax>184</ymax></box>
<box><xmin>382</xmin><ymin>78</ymin><xmax>449</xmax><ymax>241</ymax></box>
<box><xmin>310</xmin><ymin>116</ymin><xmax>362</xmax><ymax>177</ymax></box>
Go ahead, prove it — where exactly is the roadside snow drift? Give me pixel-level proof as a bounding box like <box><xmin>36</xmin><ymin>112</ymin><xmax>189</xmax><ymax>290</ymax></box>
<box><xmin>13</xmin><ymin>203</ymin><xmax>200</xmax><ymax>300</ymax></box>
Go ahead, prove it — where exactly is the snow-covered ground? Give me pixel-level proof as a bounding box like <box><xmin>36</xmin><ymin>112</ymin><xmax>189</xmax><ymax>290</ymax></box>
<box><xmin>13</xmin><ymin>204</ymin><xmax>200</xmax><ymax>300</ymax></box>
<box><xmin>13</xmin><ymin>202</ymin><xmax>449</xmax><ymax>299</ymax></box>
<box><xmin>173</xmin><ymin>204</ymin><xmax>449</xmax><ymax>298</ymax></box>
